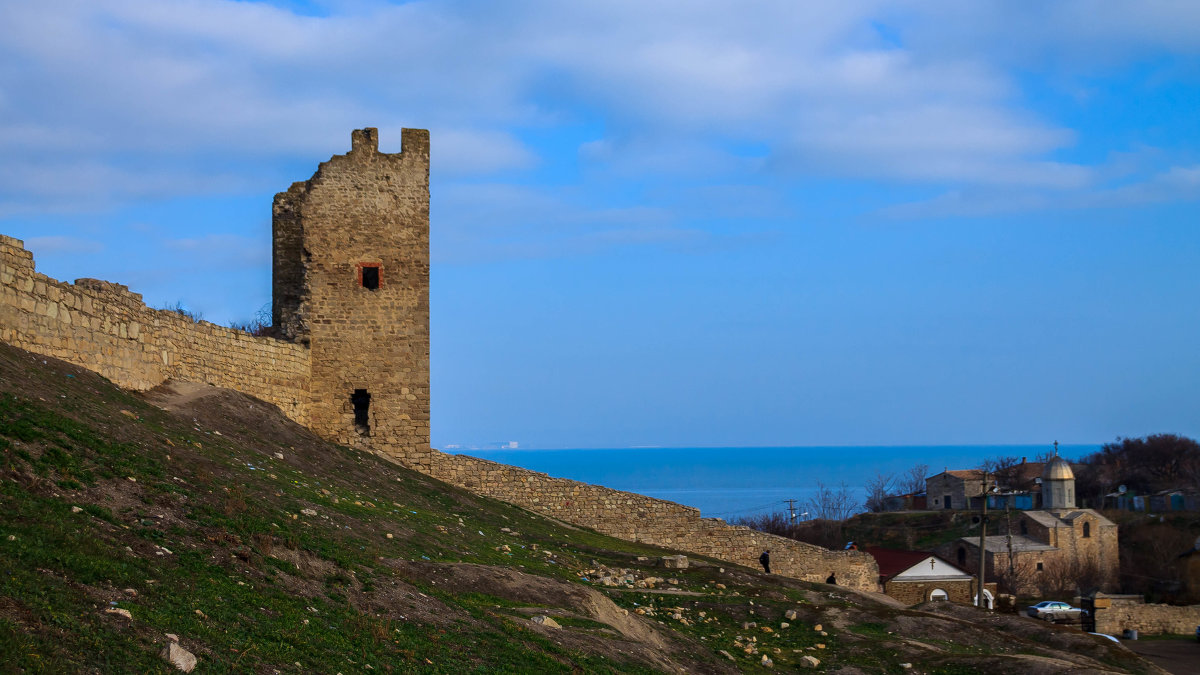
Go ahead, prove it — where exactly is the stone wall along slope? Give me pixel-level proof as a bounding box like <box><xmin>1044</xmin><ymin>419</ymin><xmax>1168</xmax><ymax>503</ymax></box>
<box><xmin>429</xmin><ymin>452</ymin><xmax>880</xmax><ymax>592</ymax></box>
<box><xmin>0</xmin><ymin>234</ymin><xmax>309</xmax><ymax>422</ymax></box>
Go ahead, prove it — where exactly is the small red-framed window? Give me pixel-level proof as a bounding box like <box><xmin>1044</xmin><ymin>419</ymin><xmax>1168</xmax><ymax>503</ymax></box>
<box><xmin>357</xmin><ymin>263</ymin><xmax>382</xmax><ymax>290</ymax></box>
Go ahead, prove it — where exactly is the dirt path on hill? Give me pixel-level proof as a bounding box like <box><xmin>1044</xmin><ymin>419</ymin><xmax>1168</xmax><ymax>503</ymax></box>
<box><xmin>144</xmin><ymin>380</ymin><xmax>217</xmax><ymax>409</ymax></box>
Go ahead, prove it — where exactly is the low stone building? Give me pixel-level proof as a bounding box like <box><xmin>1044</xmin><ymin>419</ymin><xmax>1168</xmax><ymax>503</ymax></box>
<box><xmin>867</xmin><ymin>547</ymin><xmax>996</xmax><ymax>607</ymax></box>
<box><xmin>926</xmin><ymin>469</ymin><xmax>986</xmax><ymax>510</ymax></box>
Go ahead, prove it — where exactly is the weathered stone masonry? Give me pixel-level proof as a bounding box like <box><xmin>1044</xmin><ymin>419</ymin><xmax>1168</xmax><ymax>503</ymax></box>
<box><xmin>273</xmin><ymin>127</ymin><xmax>431</xmax><ymax>466</ymax></box>
<box><xmin>0</xmin><ymin>234</ymin><xmax>309</xmax><ymax>421</ymax></box>
<box><xmin>428</xmin><ymin>453</ymin><xmax>880</xmax><ymax>590</ymax></box>
<box><xmin>1090</xmin><ymin>594</ymin><xmax>1200</xmax><ymax>636</ymax></box>
<box><xmin>0</xmin><ymin>128</ymin><xmax>879</xmax><ymax>592</ymax></box>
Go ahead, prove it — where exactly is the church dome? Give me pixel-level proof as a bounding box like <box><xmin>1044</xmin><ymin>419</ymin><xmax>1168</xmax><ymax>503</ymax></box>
<box><xmin>1043</xmin><ymin>456</ymin><xmax>1075</xmax><ymax>481</ymax></box>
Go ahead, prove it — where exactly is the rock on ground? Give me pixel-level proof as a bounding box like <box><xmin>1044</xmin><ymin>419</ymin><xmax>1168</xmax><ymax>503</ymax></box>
<box><xmin>531</xmin><ymin>615</ymin><xmax>561</xmax><ymax>629</ymax></box>
<box><xmin>660</xmin><ymin>555</ymin><xmax>689</xmax><ymax>569</ymax></box>
<box><xmin>160</xmin><ymin>642</ymin><xmax>197</xmax><ymax>672</ymax></box>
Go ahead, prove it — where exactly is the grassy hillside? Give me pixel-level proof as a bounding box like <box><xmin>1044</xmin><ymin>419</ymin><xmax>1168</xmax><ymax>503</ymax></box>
<box><xmin>0</xmin><ymin>342</ymin><xmax>1163</xmax><ymax>673</ymax></box>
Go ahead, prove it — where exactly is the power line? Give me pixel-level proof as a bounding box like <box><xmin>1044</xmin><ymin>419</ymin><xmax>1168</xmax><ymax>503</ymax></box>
<box><xmin>708</xmin><ymin>500</ymin><xmax>799</xmax><ymax>518</ymax></box>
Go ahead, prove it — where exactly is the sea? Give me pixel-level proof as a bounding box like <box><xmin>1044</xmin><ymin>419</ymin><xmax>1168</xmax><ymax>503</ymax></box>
<box><xmin>448</xmin><ymin>445</ymin><xmax>1101</xmax><ymax>522</ymax></box>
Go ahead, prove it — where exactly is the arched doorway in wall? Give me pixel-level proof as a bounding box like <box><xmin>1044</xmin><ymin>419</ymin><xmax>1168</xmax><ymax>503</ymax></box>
<box><xmin>930</xmin><ymin>589</ymin><xmax>948</xmax><ymax>602</ymax></box>
<box><xmin>974</xmin><ymin>589</ymin><xmax>994</xmax><ymax>609</ymax></box>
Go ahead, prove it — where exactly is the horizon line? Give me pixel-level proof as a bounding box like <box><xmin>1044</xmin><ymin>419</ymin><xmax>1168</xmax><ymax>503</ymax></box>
<box><xmin>442</xmin><ymin>442</ymin><xmax>1107</xmax><ymax>451</ymax></box>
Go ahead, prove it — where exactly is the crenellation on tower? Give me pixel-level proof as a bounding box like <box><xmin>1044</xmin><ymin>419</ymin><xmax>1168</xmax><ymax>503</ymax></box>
<box><xmin>350</xmin><ymin>127</ymin><xmax>379</xmax><ymax>154</ymax></box>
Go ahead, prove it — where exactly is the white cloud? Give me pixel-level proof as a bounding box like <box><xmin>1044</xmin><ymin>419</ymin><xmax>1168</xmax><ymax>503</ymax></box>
<box><xmin>0</xmin><ymin>0</ymin><xmax>1197</xmax><ymax>228</ymax></box>
<box><xmin>882</xmin><ymin>163</ymin><xmax>1200</xmax><ymax>219</ymax></box>
<box><xmin>430</xmin><ymin>128</ymin><xmax>537</xmax><ymax>176</ymax></box>
<box><xmin>165</xmin><ymin>233</ymin><xmax>268</xmax><ymax>266</ymax></box>
<box><xmin>434</xmin><ymin>182</ymin><xmax>703</xmax><ymax>262</ymax></box>
<box><xmin>897</xmin><ymin>0</ymin><xmax>1200</xmax><ymax>69</ymax></box>
<box><xmin>0</xmin><ymin>160</ymin><xmax>247</xmax><ymax>216</ymax></box>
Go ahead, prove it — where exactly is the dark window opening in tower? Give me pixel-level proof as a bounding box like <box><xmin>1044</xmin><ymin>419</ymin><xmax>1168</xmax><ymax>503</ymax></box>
<box><xmin>351</xmin><ymin>389</ymin><xmax>371</xmax><ymax>435</ymax></box>
<box><xmin>360</xmin><ymin>264</ymin><xmax>380</xmax><ymax>290</ymax></box>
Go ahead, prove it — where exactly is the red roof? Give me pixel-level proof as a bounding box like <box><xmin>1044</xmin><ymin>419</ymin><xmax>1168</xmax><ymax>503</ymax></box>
<box><xmin>943</xmin><ymin>470</ymin><xmax>984</xmax><ymax>480</ymax></box>
<box><xmin>865</xmin><ymin>547</ymin><xmax>945</xmax><ymax>582</ymax></box>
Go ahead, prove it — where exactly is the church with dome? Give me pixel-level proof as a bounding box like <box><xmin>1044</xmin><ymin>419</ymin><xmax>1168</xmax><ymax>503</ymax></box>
<box><xmin>931</xmin><ymin>455</ymin><xmax>1120</xmax><ymax>597</ymax></box>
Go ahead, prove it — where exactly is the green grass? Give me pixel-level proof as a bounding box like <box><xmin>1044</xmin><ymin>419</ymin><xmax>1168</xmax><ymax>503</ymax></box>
<box><xmin>0</xmin><ymin>344</ymin><xmax>1162</xmax><ymax>674</ymax></box>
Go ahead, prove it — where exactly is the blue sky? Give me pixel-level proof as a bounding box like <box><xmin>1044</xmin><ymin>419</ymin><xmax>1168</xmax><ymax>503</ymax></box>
<box><xmin>1</xmin><ymin>0</ymin><xmax>1197</xmax><ymax>449</ymax></box>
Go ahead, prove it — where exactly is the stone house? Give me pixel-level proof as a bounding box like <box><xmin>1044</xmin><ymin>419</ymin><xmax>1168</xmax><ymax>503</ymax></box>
<box><xmin>926</xmin><ymin>459</ymin><xmax>1047</xmax><ymax>511</ymax></box>
<box><xmin>866</xmin><ymin>547</ymin><xmax>996</xmax><ymax>608</ymax></box>
<box><xmin>926</xmin><ymin>469</ymin><xmax>986</xmax><ymax>510</ymax></box>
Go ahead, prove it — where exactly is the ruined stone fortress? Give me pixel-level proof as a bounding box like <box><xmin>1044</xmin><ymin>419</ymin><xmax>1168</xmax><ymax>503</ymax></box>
<box><xmin>0</xmin><ymin>128</ymin><xmax>879</xmax><ymax>591</ymax></box>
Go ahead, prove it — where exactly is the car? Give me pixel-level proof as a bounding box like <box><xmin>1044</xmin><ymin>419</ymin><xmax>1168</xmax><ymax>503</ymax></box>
<box><xmin>1026</xmin><ymin>601</ymin><xmax>1087</xmax><ymax>622</ymax></box>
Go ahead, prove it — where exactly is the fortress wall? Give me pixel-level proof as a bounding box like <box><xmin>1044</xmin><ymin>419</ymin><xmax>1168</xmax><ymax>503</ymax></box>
<box><xmin>1</xmin><ymin>229</ymin><xmax>877</xmax><ymax>593</ymax></box>
<box><xmin>1092</xmin><ymin>595</ymin><xmax>1200</xmax><ymax>636</ymax></box>
<box><xmin>0</xmin><ymin>235</ymin><xmax>310</xmax><ymax>422</ymax></box>
<box><xmin>428</xmin><ymin>451</ymin><xmax>880</xmax><ymax>592</ymax></box>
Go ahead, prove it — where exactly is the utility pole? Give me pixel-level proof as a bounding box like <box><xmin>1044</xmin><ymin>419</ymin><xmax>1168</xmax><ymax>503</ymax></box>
<box><xmin>1005</xmin><ymin>503</ymin><xmax>1014</xmax><ymax>578</ymax></box>
<box><xmin>785</xmin><ymin>499</ymin><xmax>797</xmax><ymax>522</ymax></box>
<box><xmin>977</xmin><ymin>471</ymin><xmax>989</xmax><ymax>609</ymax></box>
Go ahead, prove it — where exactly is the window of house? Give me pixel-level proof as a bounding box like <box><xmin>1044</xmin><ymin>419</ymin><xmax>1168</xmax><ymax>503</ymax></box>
<box><xmin>1036</xmin><ymin>561</ymin><xmax>1044</xmax><ymax>571</ymax></box>
<box><xmin>1083</xmin><ymin>522</ymin><xmax>1091</xmax><ymax>538</ymax></box>
<box><xmin>957</xmin><ymin>547</ymin><xmax>966</xmax><ymax>567</ymax></box>
<box><xmin>357</xmin><ymin>263</ymin><xmax>381</xmax><ymax>290</ymax></box>
<box><xmin>930</xmin><ymin>589</ymin><xmax>948</xmax><ymax>601</ymax></box>
<box><xmin>1020</xmin><ymin>520</ymin><xmax>1028</xmax><ymax>535</ymax></box>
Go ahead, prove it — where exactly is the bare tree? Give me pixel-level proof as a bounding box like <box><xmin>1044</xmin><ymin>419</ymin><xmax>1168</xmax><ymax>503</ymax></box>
<box><xmin>807</xmin><ymin>481</ymin><xmax>857</xmax><ymax>522</ymax></box>
<box><xmin>732</xmin><ymin>512</ymin><xmax>795</xmax><ymax>538</ymax></box>
<box><xmin>864</xmin><ymin>471</ymin><xmax>896</xmax><ymax>512</ymax></box>
<box><xmin>1082</xmin><ymin>434</ymin><xmax>1200</xmax><ymax>496</ymax></box>
<box><xmin>898</xmin><ymin>463</ymin><xmax>930</xmax><ymax>495</ymax></box>
<box><xmin>1038</xmin><ymin>556</ymin><xmax>1104</xmax><ymax>598</ymax></box>
<box><xmin>979</xmin><ymin>455</ymin><xmax>1017</xmax><ymax>490</ymax></box>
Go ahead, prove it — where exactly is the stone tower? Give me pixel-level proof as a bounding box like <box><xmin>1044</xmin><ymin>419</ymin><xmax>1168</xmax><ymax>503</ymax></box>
<box><xmin>272</xmin><ymin>128</ymin><xmax>430</xmax><ymax>466</ymax></box>
<box><xmin>1042</xmin><ymin>456</ymin><xmax>1076</xmax><ymax>509</ymax></box>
